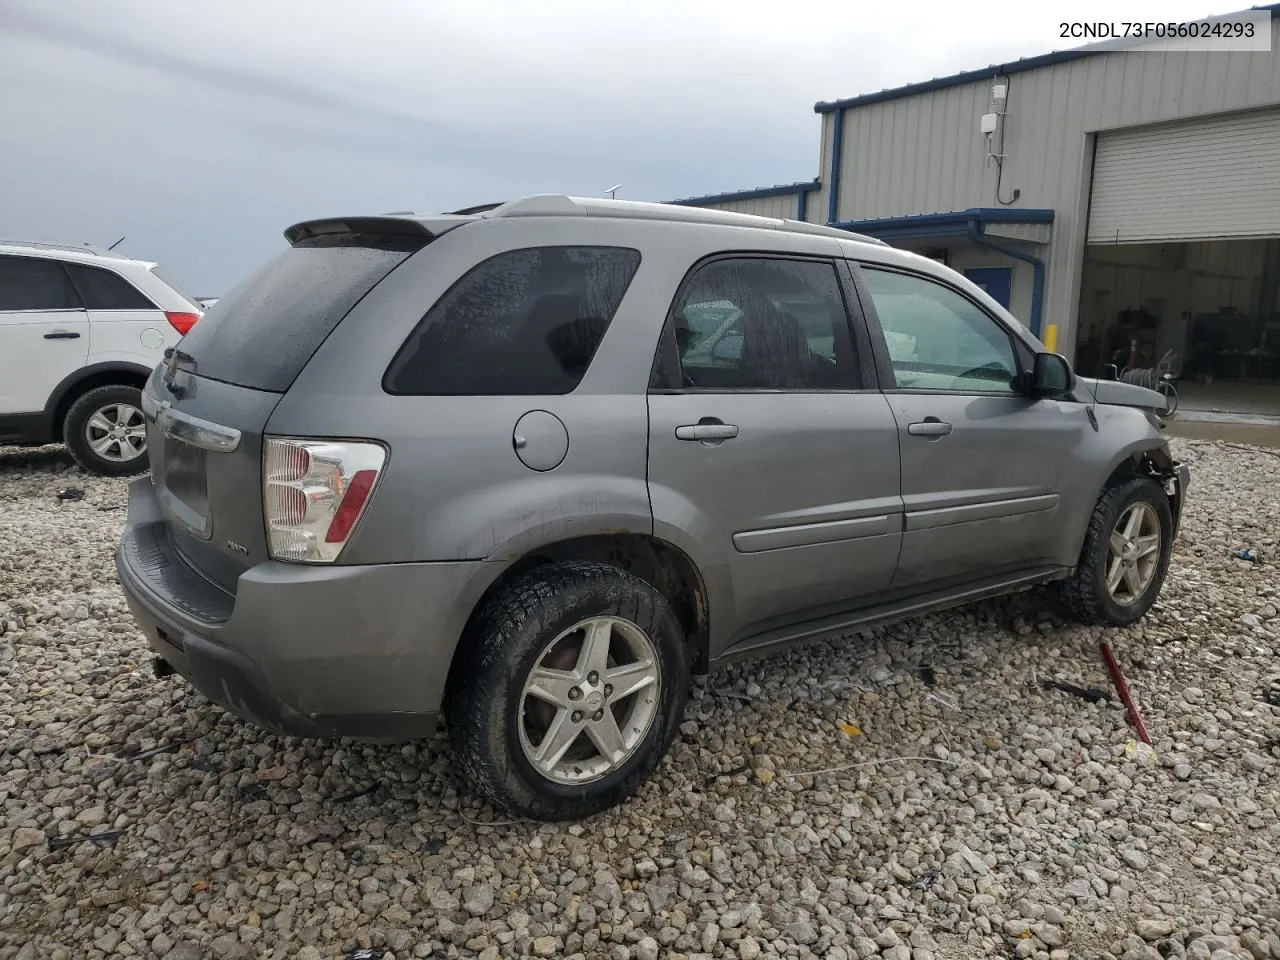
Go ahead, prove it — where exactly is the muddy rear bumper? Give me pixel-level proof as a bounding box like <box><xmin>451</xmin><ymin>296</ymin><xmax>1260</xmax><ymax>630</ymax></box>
<box><xmin>115</xmin><ymin>476</ymin><xmax>499</xmax><ymax>742</ymax></box>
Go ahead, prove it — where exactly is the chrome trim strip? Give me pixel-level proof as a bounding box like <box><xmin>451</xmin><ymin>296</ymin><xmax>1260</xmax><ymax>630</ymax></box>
<box><xmin>733</xmin><ymin>514</ymin><xmax>896</xmax><ymax>553</ymax></box>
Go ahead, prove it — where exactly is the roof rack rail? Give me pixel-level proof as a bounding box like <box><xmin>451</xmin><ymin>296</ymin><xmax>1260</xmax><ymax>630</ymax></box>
<box><xmin>474</xmin><ymin>195</ymin><xmax>886</xmax><ymax>245</ymax></box>
<box><xmin>447</xmin><ymin>202</ymin><xmax>507</xmax><ymax>215</ymax></box>
<box><xmin>0</xmin><ymin>239</ymin><xmax>129</xmax><ymax>258</ymax></box>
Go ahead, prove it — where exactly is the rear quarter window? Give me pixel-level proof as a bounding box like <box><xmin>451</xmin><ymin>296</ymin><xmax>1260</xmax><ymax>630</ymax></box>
<box><xmin>175</xmin><ymin>235</ymin><xmax>420</xmax><ymax>392</ymax></box>
<box><xmin>384</xmin><ymin>246</ymin><xmax>641</xmax><ymax>395</ymax></box>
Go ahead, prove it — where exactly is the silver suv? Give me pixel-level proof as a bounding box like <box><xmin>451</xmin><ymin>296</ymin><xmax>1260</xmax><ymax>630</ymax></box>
<box><xmin>116</xmin><ymin>196</ymin><xmax>1189</xmax><ymax>819</ymax></box>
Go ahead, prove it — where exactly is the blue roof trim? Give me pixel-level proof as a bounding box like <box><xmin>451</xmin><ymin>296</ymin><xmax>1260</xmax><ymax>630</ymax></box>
<box><xmin>815</xmin><ymin>3</ymin><xmax>1280</xmax><ymax>114</ymax></box>
<box><xmin>815</xmin><ymin>51</ymin><xmax>1094</xmax><ymax>114</ymax></box>
<box><xmin>831</xmin><ymin>208</ymin><xmax>1055</xmax><ymax>235</ymax></box>
<box><xmin>669</xmin><ymin>180</ymin><xmax>821</xmax><ymax>206</ymax></box>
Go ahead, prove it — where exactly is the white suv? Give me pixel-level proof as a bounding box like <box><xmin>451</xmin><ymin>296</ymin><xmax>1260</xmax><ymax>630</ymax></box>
<box><xmin>0</xmin><ymin>241</ymin><xmax>203</xmax><ymax>474</ymax></box>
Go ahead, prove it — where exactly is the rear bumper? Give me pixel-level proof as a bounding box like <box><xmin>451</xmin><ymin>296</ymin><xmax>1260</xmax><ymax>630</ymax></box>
<box><xmin>115</xmin><ymin>476</ymin><xmax>499</xmax><ymax>741</ymax></box>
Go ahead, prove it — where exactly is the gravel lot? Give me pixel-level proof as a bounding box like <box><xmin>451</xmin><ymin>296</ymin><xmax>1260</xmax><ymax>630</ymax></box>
<box><xmin>1</xmin><ymin>438</ymin><xmax>1278</xmax><ymax>960</ymax></box>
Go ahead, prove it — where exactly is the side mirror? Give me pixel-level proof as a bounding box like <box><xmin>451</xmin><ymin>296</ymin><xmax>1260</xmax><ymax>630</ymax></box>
<box><xmin>1031</xmin><ymin>352</ymin><xmax>1075</xmax><ymax>397</ymax></box>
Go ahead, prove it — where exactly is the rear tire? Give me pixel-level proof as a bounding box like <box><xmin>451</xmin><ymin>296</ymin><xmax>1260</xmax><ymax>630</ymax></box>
<box><xmin>445</xmin><ymin>561</ymin><xmax>690</xmax><ymax>821</ymax></box>
<box><xmin>1060</xmin><ymin>477</ymin><xmax>1173</xmax><ymax>626</ymax></box>
<box><xmin>64</xmin><ymin>384</ymin><xmax>149</xmax><ymax>476</ymax></box>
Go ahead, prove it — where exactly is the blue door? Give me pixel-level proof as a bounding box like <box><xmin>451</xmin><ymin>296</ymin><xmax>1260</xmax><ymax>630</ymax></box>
<box><xmin>964</xmin><ymin>267</ymin><xmax>1013</xmax><ymax>310</ymax></box>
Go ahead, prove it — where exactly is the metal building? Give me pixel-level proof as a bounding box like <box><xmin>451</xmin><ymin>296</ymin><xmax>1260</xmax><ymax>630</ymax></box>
<box><xmin>670</xmin><ymin>6</ymin><xmax>1280</xmax><ymax>411</ymax></box>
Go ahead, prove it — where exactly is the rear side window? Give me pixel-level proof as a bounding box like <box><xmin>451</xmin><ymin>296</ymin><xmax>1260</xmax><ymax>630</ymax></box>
<box><xmin>651</xmin><ymin>257</ymin><xmax>860</xmax><ymax>391</ymax></box>
<box><xmin>175</xmin><ymin>235</ymin><xmax>421</xmax><ymax>392</ymax></box>
<box><xmin>0</xmin><ymin>255</ymin><xmax>81</xmax><ymax>311</ymax></box>
<box><xmin>65</xmin><ymin>263</ymin><xmax>155</xmax><ymax>310</ymax></box>
<box><xmin>384</xmin><ymin>246</ymin><xmax>640</xmax><ymax>395</ymax></box>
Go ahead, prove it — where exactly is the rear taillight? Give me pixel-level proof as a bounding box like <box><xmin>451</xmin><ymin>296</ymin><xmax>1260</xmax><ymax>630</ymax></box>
<box><xmin>165</xmin><ymin>311</ymin><xmax>201</xmax><ymax>335</ymax></box>
<box><xmin>263</xmin><ymin>438</ymin><xmax>387</xmax><ymax>562</ymax></box>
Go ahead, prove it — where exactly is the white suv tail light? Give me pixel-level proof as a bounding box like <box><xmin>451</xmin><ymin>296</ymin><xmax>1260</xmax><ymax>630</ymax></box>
<box><xmin>264</xmin><ymin>438</ymin><xmax>387</xmax><ymax>562</ymax></box>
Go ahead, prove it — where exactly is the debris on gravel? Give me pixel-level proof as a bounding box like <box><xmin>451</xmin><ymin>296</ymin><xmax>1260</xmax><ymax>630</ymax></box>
<box><xmin>2</xmin><ymin>439</ymin><xmax>1278</xmax><ymax>959</ymax></box>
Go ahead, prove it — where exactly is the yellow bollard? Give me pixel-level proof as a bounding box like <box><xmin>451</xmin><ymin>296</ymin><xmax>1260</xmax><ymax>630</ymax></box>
<box><xmin>1044</xmin><ymin>323</ymin><xmax>1059</xmax><ymax>353</ymax></box>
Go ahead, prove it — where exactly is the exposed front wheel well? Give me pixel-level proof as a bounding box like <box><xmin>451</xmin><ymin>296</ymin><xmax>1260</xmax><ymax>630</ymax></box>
<box><xmin>1104</xmin><ymin>447</ymin><xmax>1173</xmax><ymax>488</ymax></box>
<box><xmin>447</xmin><ymin>534</ymin><xmax>710</xmax><ymax>703</ymax></box>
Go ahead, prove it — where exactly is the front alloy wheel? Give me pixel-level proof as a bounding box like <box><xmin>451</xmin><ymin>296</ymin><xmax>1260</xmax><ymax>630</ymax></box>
<box><xmin>1105</xmin><ymin>501</ymin><xmax>1162</xmax><ymax>606</ymax></box>
<box><xmin>1060</xmin><ymin>476</ymin><xmax>1174</xmax><ymax>626</ymax></box>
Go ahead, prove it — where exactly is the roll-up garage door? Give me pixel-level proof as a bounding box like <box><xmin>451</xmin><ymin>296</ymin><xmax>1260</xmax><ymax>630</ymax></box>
<box><xmin>1087</xmin><ymin>108</ymin><xmax>1280</xmax><ymax>244</ymax></box>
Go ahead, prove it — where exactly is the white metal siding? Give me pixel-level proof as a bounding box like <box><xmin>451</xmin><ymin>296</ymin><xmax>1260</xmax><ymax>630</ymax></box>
<box><xmin>985</xmin><ymin>222</ymin><xmax>1053</xmax><ymax>244</ymax></box>
<box><xmin>817</xmin><ymin>17</ymin><xmax>1280</xmax><ymax>341</ymax></box>
<box><xmin>692</xmin><ymin>194</ymin><xmax>798</xmax><ymax>219</ymax></box>
<box><xmin>1088</xmin><ymin>109</ymin><xmax>1280</xmax><ymax>243</ymax></box>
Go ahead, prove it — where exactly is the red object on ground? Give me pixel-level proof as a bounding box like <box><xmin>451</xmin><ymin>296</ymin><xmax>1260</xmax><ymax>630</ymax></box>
<box><xmin>1100</xmin><ymin>641</ymin><xmax>1153</xmax><ymax>745</ymax></box>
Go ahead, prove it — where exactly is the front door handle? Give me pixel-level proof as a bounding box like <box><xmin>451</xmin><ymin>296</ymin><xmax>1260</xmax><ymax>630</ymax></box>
<box><xmin>907</xmin><ymin>418</ymin><xmax>953</xmax><ymax>438</ymax></box>
<box><xmin>675</xmin><ymin>421</ymin><xmax>739</xmax><ymax>442</ymax></box>
<box><xmin>43</xmin><ymin>330</ymin><xmax>81</xmax><ymax>340</ymax></box>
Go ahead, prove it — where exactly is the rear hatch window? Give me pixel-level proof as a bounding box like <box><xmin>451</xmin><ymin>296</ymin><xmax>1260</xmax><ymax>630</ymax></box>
<box><xmin>177</xmin><ymin>234</ymin><xmax>421</xmax><ymax>393</ymax></box>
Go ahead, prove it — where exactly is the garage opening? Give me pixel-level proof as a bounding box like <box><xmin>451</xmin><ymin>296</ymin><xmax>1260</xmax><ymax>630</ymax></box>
<box><xmin>1075</xmin><ymin>239</ymin><xmax>1280</xmax><ymax>416</ymax></box>
<box><xmin>1074</xmin><ymin>108</ymin><xmax>1280</xmax><ymax>417</ymax></box>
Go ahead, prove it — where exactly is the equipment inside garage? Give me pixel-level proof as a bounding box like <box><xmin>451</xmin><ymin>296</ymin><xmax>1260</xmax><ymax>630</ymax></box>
<box><xmin>1073</xmin><ymin>108</ymin><xmax>1280</xmax><ymax>415</ymax></box>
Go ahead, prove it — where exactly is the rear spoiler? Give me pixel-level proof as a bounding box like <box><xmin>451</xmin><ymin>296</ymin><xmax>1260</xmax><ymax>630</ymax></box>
<box><xmin>283</xmin><ymin>216</ymin><xmax>468</xmax><ymax>247</ymax></box>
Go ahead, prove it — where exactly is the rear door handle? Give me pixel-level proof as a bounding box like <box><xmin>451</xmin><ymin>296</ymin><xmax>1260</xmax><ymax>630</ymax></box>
<box><xmin>907</xmin><ymin>419</ymin><xmax>953</xmax><ymax>437</ymax></box>
<box><xmin>675</xmin><ymin>422</ymin><xmax>739</xmax><ymax>442</ymax></box>
<box><xmin>43</xmin><ymin>330</ymin><xmax>81</xmax><ymax>340</ymax></box>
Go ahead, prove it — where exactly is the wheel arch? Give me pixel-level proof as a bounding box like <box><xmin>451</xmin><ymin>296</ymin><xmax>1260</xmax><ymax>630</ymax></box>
<box><xmin>445</xmin><ymin>533</ymin><xmax>712</xmax><ymax>702</ymax></box>
<box><xmin>45</xmin><ymin>362</ymin><xmax>153</xmax><ymax>442</ymax></box>
<box><xmin>1068</xmin><ymin>439</ymin><xmax>1178</xmax><ymax>567</ymax></box>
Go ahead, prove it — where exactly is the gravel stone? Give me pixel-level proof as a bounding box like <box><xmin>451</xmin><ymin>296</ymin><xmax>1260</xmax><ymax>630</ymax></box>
<box><xmin>2</xmin><ymin>439</ymin><xmax>1277</xmax><ymax>959</ymax></box>
<box><xmin>463</xmin><ymin>883</ymin><xmax>496</xmax><ymax>917</ymax></box>
<box><xmin>1138</xmin><ymin>919</ymin><xmax>1176</xmax><ymax>941</ymax></box>
<box><xmin>10</xmin><ymin>827</ymin><xmax>45</xmax><ymax>851</ymax></box>
<box><xmin>1121</xmin><ymin>848</ymin><xmax>1151</xmax><ymax>871</ymax></box>
<box><xmin>532</xmin><ymin>935</ymin><xmax>560</xmax><ymax>957</ymax></box>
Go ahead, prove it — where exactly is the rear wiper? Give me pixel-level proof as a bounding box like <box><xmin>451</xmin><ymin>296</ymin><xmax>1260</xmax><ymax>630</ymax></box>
<box><xmin>162</xmin><ymin>347</ymin><xmax>197</xmax><ymax>398</ymax></box>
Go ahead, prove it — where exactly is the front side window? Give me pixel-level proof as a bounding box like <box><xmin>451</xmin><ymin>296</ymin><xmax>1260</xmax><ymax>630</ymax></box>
<box><xmin>0</xmin><ymin>255</ymin><xmax>81</xmax><ymax>311</ymax></box>
<box><xmin>65</xmin><ymin>263</ymin><xmax>155</xmax><ymax>310</ymax></box>
<box><xmin>659</xmin><ymin>257</ymin><xmax>859</xmax><ymax>390</ymax></box>
<box><xmin>384</xmin><ymin>246</ymin><xmax>640</xmax><ymax>395</ymax></box>
<box><xmin>860</xmin><ymin>267</ymin><xmax>1021</xmax><ymax>393</ymax></box>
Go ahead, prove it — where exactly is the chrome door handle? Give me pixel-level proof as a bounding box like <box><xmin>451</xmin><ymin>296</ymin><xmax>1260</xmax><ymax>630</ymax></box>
<box><xmin>43</xmin><ymin>330</ymin><xmax>81</xmax><ymax>340</ymax></box>
<box><xmin>675</xmin><ymin>422</ymin><xmax>739</xmax><ymax>442</ymax></box>
<box><xmin>907</xmin><ymin>419</ymin><xmax>952</xmax><ymax>437</ymax></box>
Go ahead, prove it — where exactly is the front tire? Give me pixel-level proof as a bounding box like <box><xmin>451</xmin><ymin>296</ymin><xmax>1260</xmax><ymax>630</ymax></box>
<box><xmin>64</xmin><ymin>384</ymin><xmax>149</xmax><ymax>476</ymax></box>
<box><xmin>446</xmin><ymin>561</ymin><xmax>690</xmax><ymax>821</ymax></box>
<box><xmin>1061</xmin><ymin>477</ymin><xmax>1174</xmax><ymax>626</ymax></box>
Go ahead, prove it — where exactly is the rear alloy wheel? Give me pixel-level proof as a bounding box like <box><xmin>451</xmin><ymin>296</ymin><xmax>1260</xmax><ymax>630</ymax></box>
<box><xmin>64</xmin><ymin>384</ymin><xmax>150</xmax><ymax>476</ymax></box>
<box><xmin>1061</xmin><ymin>477</ymin><xmax>1173</xmax><ymax>626</ymax></box>
<box><xmin>517</xmin><ymin>616</ymin><xmax>662</xmax><ymax>785</ymax></box>
<box><xmin>446</xmin><ymin>561</ymin><xmax>690</xmax><ymax>820</ymax></box>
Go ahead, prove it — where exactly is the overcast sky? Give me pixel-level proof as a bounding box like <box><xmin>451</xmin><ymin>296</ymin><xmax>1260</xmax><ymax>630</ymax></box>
<box><xmin>0</xmin><ymin>0</ymin><xmax>1251</xmax><ymax>295</ymax></box>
